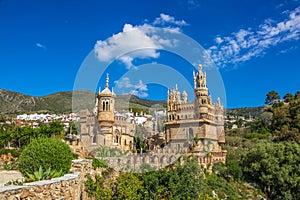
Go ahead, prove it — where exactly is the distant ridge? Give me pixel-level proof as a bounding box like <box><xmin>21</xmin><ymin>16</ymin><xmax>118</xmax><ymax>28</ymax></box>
<box><xmin>0</xmin><ymin>89</ymin><xmax>265</xmax><ymax>117</ymax></box>
<box><xmin>0</xmin><ymin>89</ymin><xmax>167</xmax><ymax>115</ymax></box>
<box><xmin>226</xmin><ymin>106</ymin><xmax>265</xmax><ymax>119</ymax></box>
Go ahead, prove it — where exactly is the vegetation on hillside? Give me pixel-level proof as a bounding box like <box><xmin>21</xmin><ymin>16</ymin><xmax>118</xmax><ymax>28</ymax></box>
<box><xmin>226</xmin><ymin>106</ymin><xmax>265</xmax><ymax>119</ymax></box>
<box><xmin>85</xmin><ymin>157</ymin><xmax>264</xmax><ymax>200</ymax></box>
<box><xmin>222</xmin><ymin>90</ymin><xmax>300</xmax><ymax>199</ymax></box>
<box><xmin>0</xmin><ymin>120</ymin><xmax>66</xmax><ymax>149</ymax></box>
<box><xmin>0</xmin><ymin>89</ymin><xmax>166</xmax><ymax>114</ymax></box>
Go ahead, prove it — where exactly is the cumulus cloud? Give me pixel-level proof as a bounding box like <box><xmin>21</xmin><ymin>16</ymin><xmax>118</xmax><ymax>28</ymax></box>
<box><xmin>94</xmin><ymin>14</ymin><xmax>185</xmax><ymax>69</ymax></box>
<box><xmin>207</xmin><ymin>6</ymin><xmax>300</xmax><ymax>67</ymax></box>
<box><xmin>153</xmin><ymin>13</ymin><xmax>187</xmax><ymax>26</ymax></box>
<box><xmin>114</xmin><ymin>77</ymin><xmax>148</xmax><ymax>97</ymax></box>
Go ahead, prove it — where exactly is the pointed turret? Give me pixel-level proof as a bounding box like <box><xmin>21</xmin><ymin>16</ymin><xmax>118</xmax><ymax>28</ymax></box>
<box><xmin>97</xmin><ymin>73</ymin><xmax>115</xmax><ymax>125</ymax></box>
<box><xmin>105</xmin><ymin>73</ymin><xmax>109</xmax><ymax>88</ymax></box>
<box><xmin>182</xmin><ymin>90</ymin><xmax>188</xmax><ymax>103</ymax></box>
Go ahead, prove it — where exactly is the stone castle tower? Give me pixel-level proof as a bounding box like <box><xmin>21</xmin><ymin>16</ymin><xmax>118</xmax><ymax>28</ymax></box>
<box><xmin>165</xmin><ymin>64</ymin><xmax>226</xmax><ymax>163</ymax></box>
<box><xmin>80</xmin><ymin>74</ymin><xmax>135</xmax><ymax>152</ymax></box>
<box><xmin>97</xmin><ymin>74</ymin><xmax>116</xmax><ymax>135</ymax></box>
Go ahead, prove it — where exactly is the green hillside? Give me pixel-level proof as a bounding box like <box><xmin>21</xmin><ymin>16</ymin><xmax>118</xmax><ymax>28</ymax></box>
<box><xmin>226</xmin><ymin>106</ymin><xmax>265</xmax><ymax>118</ymax></box>
<box><xmin>0</xmin><ymin>89</ymin><xmax>167</xmax><ymax>115</ymax></box>
<box><xmin>1</xmin><ymin>88</ymin><xmax>267</xmax><ymax>117</ymax></box>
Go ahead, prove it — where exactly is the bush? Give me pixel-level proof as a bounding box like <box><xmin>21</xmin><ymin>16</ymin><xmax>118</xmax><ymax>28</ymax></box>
<box><xmin>0</xmin><ymin>149</ymin><xmax>21</xmax><ymax>158</ymax></box>
<box><xmin>18</xmin><ymin>138</ymin><xmax>73</xmax><ymax>175</ymax></box>
<box><xmin>92</xmin><ymin>158</ymin><xmax>108</xmax><ymax>169</ymax></box>
<box><xmin>25</xmin><ymin>166</ymin><xmax>63</xmax><ymax>182</ymax></box>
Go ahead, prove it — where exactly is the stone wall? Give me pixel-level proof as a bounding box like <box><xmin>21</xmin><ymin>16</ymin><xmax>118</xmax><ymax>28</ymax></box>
<box><xmin>0</xmin><ymin>160</ymin><xmax>93</xmax><ymax>200</ymax></box>
<box><xmin>0</xmin><ymin>171</ymin><xmax>23</xmax><ymax>187</ymax></box>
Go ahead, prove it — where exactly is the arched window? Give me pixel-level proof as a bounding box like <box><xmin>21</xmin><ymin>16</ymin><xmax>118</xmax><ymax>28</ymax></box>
<box><xmin>102</xmin><ymin>101</ymin><xmax>105</xmax><ymax>111</ymax></box>
<box><xmin>114</xmin><ymin>130</ymin><xmax>120</xmax><ymax>144</ymax></box>
<box><xmin>105</xmin><ymin>101</ymin><xmax>109</xmax><ymax>111</ymax></box>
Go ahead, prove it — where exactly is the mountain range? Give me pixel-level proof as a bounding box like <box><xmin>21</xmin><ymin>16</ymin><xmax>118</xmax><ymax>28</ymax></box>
<box><xmin>0</xmin><ymin>89</ymin><xmax>264</xmax><ymax>118</ymax></box>
<box><xmin>0</xmin><ymin>89</ymin><xmax>167</xmax><ymax>115</ymax></box>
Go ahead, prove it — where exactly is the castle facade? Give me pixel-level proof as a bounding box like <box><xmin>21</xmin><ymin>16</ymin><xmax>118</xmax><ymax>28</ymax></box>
<box><xmin>165</xmin><ymin>64</ymin><xmax>226</xmax><ymax>162</ymax></box>
<box><xmin>79</xmin><ymin>64</ymin><xmax>226</xmax><ymax>165</ymax></box>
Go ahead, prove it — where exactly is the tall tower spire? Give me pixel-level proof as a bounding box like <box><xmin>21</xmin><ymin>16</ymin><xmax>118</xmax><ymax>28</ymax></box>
<box><xmin>198</xmin><ymin>64</ymin><xmax>202</xmax><ymax>73</ymax></box>
<box><xmin>105</xmin><ymin>73</ymin><xmax>109</xmax><ymax>88</ymax></box>
<box><xmin>97</xmin><ymin>73</ymin><xmax>115</xmax><ymax>128</ymax></box>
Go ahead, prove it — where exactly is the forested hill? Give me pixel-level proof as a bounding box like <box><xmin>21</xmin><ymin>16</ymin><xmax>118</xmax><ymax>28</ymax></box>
<box><xmin>0</xmin><ymin>88</ymin><xmax>268</xmax><ymax>117</ymax></box>
<box><xmin>0</xmin><ymin>89</ymin><xmax>167</xmax><ymax>115</ymax></box>
<box><xmin>226</xmin><ymin>106</ymin><xmax>265</xmax><ymax>118</ymax></box>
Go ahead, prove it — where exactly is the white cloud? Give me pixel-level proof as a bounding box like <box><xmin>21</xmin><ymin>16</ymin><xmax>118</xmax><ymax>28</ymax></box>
<box><xmin>94</xmin><ymin>14</ymin><xmax>184</xmax><ymax>69</ymax></box>
<box><xmin>36</xmin><ymin>43</ymin><xmax>46</xmax><ymax>49</ymax></box>
<box><xmin>208</xmin><ymin>6</ymin><xmax>300</xmax><ymax>67</ymax></box>
<box><xmin>153</xmin><ymin>13</ymin><xmax>187</xmax><ymax>26</ymax></box>
<box><xmin>114</xmin><ymin>77</ymin><xmax>133</xmax><ymax>88</ymax></box>
<box><xmin>94</xmin><ymin>24</ymin><xmax>160</xmax><ymax>69</ymax></box>
<box><xmin>215</xmin><ymin>37</ymin><xmax>223</xmax><ymax>44</ymax></box>
<box><xmin>114</xmin><ymin>77</ymin><xmax>148</xmax><ymax>97</ymax></box>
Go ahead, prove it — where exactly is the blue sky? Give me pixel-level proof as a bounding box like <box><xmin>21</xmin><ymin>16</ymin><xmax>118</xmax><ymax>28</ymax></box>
<box><xmin>0</xmin><ymin>0</ymin><xmax>300</xmax><ymax>108</ymax></box>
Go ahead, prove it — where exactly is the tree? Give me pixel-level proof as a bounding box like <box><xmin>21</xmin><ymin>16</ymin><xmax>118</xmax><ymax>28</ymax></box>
<box><xmin>242</xmin><ymin>142</ymin><xmax>300</xmax><ymax>199</ymax></box>
<box><xmin>290</xmin><ymin>93</ymin><xmax>300</xmax><ymax>130</ymax></box>
<box><xmin>249</xmin><ymin>118</ymin><xmax>270</xmax><ymax>134</ymax></box>
<box><xmin>265</xmin><ymin>91</ymin><xmax>280</xmax><ymax>105</ymax></box>
<box><xmin>0</xmin><ymin>125</ymin><xmax>13</xmax><ymax>148</ymax></box>
<box><xmin>66</xmin><ymin>121</ymin><xmax>79</xmax><ymax>135</ymax></box>
<box><xmin>48</xmin><ymin>120</ymin><xmax>64</xmax><ymax>136</ymax></box>
<box><xmin>224</xmin><ymin>146</ymin><xmax>245</xmax><ymax>181</ymax></box>
<box><xmin>85</xmin><ymin>174</ymin><xmax>113</xmax><ymax>200</ymax></box>
<box><xmin>268</xmin><ymin>92</ymin><xmax>300</xmax><ymax>142</ymax></box>
<box><xmin>134</xmin><ymin>136</ymin><xmax>146</xmax><ymax>153</ymax></box>
<box><xmin>235</xmin><ymin>118</ymin><xmax>244</xmax><ymax>128</ymax></box>
<box><xmin>115</xmin><ymin>173</ymin><xmax>143</xmax><ymax>200</ymax></box>
<box><xmin>139</xmin><ymin>170</ymin><xmax>167</xmax><ymax>199</ymax></box>
<box><xmin>271</xmin><ymin>104</ymin><xmax>291</xmax><ymax>131</ymax></box>
<box><xmin>284</xmin><ymin>93</ymin><xmax>294</xmax><ymax>103</ymax></box>
<box><xmin>12</xmin><ymin>125</ymin><xmax>23</xmax><ymax>149</ymax></box>
<box><xmin>295</xmin><ymin>91</ymin><xmax>300</xmax><ymax>99</ymax></box>
<box><xmin>167</xmin><ymin>157</ymin><xmax>203</xmax><ymax>199</ymax></box>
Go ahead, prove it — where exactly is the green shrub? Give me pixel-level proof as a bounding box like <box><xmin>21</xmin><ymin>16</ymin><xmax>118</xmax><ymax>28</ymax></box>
<box><xmin>0</xmin><ymin>149</ymin><xmax>21</xmax><ymax>158</ymax></box>
<box><xmin>244</xmin><ymin>132</ymin><xmax>269</xmax><ymax>140</ymax></box>
<box><xmin>72</xmin><ymin>152</ymin><xmax>79</xmax><ymax>159</ymax></box>
<box><xmin>25</xmin><ymin>166</ymin><xmax>63</xmax><ymax>182</ymax></box>
<box><xmin>4</xmin><ymin>161</ymin><xmax>18</xmax><ymax>170</ymax></box>
<box><xmin>18</xmin><ymin>137</ymin><xmax>73</xmax><ymax>175</ymax></box>
<box><xmin>92</xmin><ymin>158</ymin><xmax>108</xmax><ymax>169</ymax></box>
